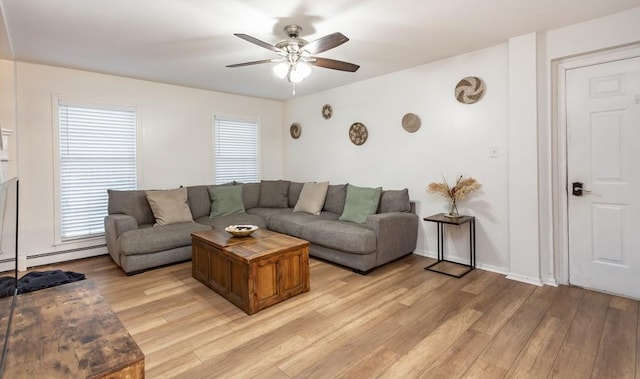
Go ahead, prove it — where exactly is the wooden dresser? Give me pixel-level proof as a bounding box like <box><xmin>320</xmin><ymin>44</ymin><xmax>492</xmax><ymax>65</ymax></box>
<box><xmin>2</xmin><ymin>280</ymin><xmax>144</xmax><ymax>378</ymax></box>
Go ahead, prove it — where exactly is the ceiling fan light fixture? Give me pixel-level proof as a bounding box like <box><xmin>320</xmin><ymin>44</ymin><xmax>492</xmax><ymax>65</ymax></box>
<box><xmin>229</xmin><ymin>24</ymin><xmax>358</xmax><ymax>91</ymax></box>
<box><xmin>288</xmin><ymin>61</ymin><xmax>311</xmax><ymax>83</ymax></box>
<box><xmin>273</xmin><ymin>62</ymin><xmax>289</xmax><ymax>79</ymax></box>
<box><xmin>296</xmin><ymin>62</ymin><xmax>311</xmax><ymax>78</ymax></box>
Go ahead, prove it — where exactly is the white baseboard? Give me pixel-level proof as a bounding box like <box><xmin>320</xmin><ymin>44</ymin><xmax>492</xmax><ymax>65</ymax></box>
<box><xmin>24</xmin><ymin>246</ymin><xmax>107</xmax><ymax>270</ymax></box>
<box><xmin>412</xmin><ymin>249</ymin><xmax>509</xmax><ymax>276</ymax></box>
<box><xmin>542</xmin><ymin>276</ymin><xmax>559</xmax><ymax>287</ymax></box>
<box><xmin>506</xmin><ymin>272</ymin><xmax>544</xmax><ymax>287</ymax></box>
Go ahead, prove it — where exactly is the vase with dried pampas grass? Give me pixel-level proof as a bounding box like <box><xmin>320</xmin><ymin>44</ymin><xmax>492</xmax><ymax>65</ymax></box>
<box><xmin>427</xmin><ymin>175</ymin><xmax>482</xmax><ymax>217</ymax></box>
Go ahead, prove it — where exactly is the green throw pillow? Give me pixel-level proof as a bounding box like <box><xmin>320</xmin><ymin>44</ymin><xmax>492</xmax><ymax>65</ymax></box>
<box><xmin>208</xmin><ymin>185</ymin><xmax>245</xmax><ymax>218</ymax></box>
<box><xmin>339</xmin><ymin>184</ymin><xmax>382</xmax><ymax>224</ymax></box>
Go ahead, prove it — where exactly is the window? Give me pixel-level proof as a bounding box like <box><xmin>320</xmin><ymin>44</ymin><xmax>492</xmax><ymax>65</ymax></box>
<box><xmin>213</xmin><ymin>115</ymin><xmax>259</xmax><ymax>184</ymax></box>
<box><xmin>58</xmin><ymin>102</ymin><xmax>137</xmax><ymax>240</ymax></box>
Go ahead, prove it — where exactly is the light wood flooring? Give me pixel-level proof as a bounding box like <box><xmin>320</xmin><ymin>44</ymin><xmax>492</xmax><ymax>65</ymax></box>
<box><xmin>42</xmin><ymin>254</ymin><xmax>639</xmax><ymax>379</ymax></box>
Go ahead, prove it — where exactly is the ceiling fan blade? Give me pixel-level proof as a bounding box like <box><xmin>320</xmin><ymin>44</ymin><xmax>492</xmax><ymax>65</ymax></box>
<box><xmin>226</xmin><ymin>59</ymin><xmax>276</xmax><ymax>68</ymax></box>
<box><xmin>234</xmin><ymin>33</ymin><xmax>281</xmax><ymax>53</ymax></box>
<box><xmin>309</xmin><ymin>57</ymin><xmax>360</xmax><ymax>72</ymax></box>
<box><xmin>304</xmin><ymin>32</ymin><xmax>349</xmax><ymax>54</ymax></box>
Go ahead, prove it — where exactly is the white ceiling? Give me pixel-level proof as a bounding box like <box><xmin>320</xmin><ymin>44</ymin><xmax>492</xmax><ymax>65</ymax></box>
<box><xmin>1</xmin><ymin>0</ymin><xmax>639</xmax><ymax>101</ymax></box>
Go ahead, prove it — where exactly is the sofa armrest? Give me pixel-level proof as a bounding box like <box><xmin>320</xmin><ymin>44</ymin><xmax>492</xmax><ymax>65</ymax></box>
<box><xmin>104</xmin><ymin>214</ymin><xmax>139</xmax><ymax>265</ymax></box>
<box><xmin>366</xmin><ymin>212</ymin><xmax>419</xmax><ymax>264</ymax></box>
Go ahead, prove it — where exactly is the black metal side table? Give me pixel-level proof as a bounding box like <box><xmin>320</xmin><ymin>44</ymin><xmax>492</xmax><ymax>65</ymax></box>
<box><xmin>423</xmin><ymin>213</ymin><xmax>476</xmax><ymax>278</ymax></box>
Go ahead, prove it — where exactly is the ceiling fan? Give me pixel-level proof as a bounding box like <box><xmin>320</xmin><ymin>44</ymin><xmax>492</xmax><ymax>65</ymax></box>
<box><xmin>226</xmin><ymin>24</ymin><xmax>360</xmax><ymax>85</ymax></box>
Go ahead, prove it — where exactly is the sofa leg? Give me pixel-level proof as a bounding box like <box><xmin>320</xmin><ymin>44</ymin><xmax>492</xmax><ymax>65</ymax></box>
<box><xmin>353</xmin><ymin>268</ymin><xmax>373</xmax><ymax>275</ymax></box>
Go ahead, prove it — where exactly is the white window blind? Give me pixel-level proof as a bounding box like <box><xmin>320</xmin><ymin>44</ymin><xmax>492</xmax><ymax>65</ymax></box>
<box><xmin>214</xmin><ymin>115</ymin><xmax>259</xmax><ymax>184</ymax></box>
<box><xmin>58</xmin><ymin>103</ymin><xmax>137</xmax><ymax>240</ymax></box>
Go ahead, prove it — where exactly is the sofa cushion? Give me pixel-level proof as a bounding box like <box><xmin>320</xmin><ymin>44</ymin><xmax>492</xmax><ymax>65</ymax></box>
<box><xmin>323</xmin><ymin>184</ymin><xmax>348</xmax><ymax>214</ymax></box>
<box><xmin>378</xmin><ymin>189</ymin><xmax>411</xmax><ymax>213</ymax></box>
<box><xmin>288</xmin><ymin>182</ymin><xmax>304</xmax><ymax>207</ymax></box>
<box><xmin>269</xmin><ymin>211</ymin><xmax>339</xmax><ymax>238</ymax></box>
<box><xmin>246</xmin><ymin>207</ymin><xmax>292</xmax><ymax>223</ymax></box>
<box><xmin>145</xmin><ymin>188</ymin><xmax>194</xmax><ymax>226</ymax></box>
<box><xmin>301</xmin><ymin>221</ymin><xmax>376</xmax><ymax>255</ymax></box>
<box><xmin>241</xmin><ymin>182</ymin><xmax>261</xmax><ymax>209</ymax></box>
<box><xmin>119</xmin><ymin>222</ymin><xmax>210</xmax><ymax>256</ymax></box>
<box><xmin>208</xmin><ymin>185</ymin><xmax>245</xmax><ymax>218</ymax></box>
<box><xmin>339</xmin><ymin>185</ymin><xmax>382</xmax><ymax>224</ymax></box>
<box><xmin>258</xmin><ymin>180</ymin><xmax>290</xmax><ymax>208</ymax></box>
<box><xmin>196</xmin><ymin>214</ymin><xmax>267</xmax><ymax>230</ymax></box>
<box><xmin>186</xmin><ymin>185</ymin><xmax>211</xmax><ymax>220</ymax></box>
<box><xmin>108</xmin><ymin>189</ymin><xmax>155</xmax><ymax>225</ymax></box>
<box><xmin>293</xmin><ymin>182</ymin><xmax>329</xmax><ymax>215</ymax></box>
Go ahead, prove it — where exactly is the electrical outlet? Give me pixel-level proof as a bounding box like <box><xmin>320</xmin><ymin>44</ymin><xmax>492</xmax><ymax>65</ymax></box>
<box><xmin>490</xmin><ymin>146</ymin><xmax>499</xmax><ymax>158</ymax></box>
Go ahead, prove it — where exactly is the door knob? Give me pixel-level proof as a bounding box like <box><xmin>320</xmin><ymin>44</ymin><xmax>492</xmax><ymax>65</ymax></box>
<box><xmin>572</xmin><ymin>181</ymin><xmax>595</xmax><ymax>196</ymax></box>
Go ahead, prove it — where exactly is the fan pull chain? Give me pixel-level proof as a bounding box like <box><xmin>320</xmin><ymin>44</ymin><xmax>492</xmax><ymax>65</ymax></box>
<box><xmin>292</xmin><ymin>83</ymin><xmax>296</xmax><ymax>95</ymax></box>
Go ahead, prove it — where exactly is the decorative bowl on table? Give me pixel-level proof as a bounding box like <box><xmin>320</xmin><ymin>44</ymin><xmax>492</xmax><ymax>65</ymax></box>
<box><xmin>225</xmin><ymin>225</ymin><xmax>259</xmax><ymax>237</ymax></box>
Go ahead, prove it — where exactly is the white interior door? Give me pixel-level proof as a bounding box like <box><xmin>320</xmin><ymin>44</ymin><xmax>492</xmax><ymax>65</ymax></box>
<box><xmin>566</xmin><ymin>57</ymin><xmax>640</xmax><ymax>299</ymax></box>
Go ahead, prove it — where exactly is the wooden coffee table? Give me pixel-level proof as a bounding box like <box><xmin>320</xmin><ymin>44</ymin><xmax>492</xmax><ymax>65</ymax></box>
<box><xmin>191</xmin><ymin>229</ymin><xmax>310</xmax><ymax>315</ymax></box>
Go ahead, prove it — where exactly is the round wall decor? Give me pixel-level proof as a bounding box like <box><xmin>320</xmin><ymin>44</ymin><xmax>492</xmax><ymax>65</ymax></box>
<box><xmin>290</xmin><ymin>123</ymin><xmax>301</xmax><ymax>139</ymax></box>
<box><xmin>349</xmin><ymin>122</ymin><xmax>368</xmax><ymax>145</ymax></box>
<box><xmin>402</xmin><ymin>113</ymin><xmax>421</xmax><ymax>133</ymax></box>
<box><xmin>455</xmin><ymin>76</ymin><xmax>485</xmax><ymax>104</ymax></box>
<box><xmin>322</xmin><ymin>104</ymin><xmax>333</xmax><ymax>119</ymax></box>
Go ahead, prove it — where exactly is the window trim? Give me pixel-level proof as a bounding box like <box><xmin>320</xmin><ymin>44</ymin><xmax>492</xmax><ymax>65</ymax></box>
<box><xmin>212</xmin><ymin>113</ymin><xmax>261</xmax><ymax>184</ymax></box>
<box><xmin>52</xmin><ymin>95</ymin><xmax>141</xmax><ymax>245</ymax></box>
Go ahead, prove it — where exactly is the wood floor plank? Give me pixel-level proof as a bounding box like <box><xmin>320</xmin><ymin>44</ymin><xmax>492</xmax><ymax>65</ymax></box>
<box><xmin>335</xmin><ymin>345</ymin><xmax>400</xmax><ymax>379</ymax></box>
<box><xmin>469</xmin><ymin>281</ymin><xmax>535</xmax><ymax>336</ymax></box>
<box><xmin>179</xmin><ymin>330</ymin><xmax>309</xmax><ymax>378</ymax></box>
<box><xmin>38</xmin><ymin>255</ymin><xmax>639</xmax><ymax>379</ymax></box>
<box><xmin>477</xmin><ymin>286</ymin><xmax>558</xmax><ymax>371</ymax></box>
<box><xmin>462</xmin><ymin>358</ymin><xmax>507</xmax><ymax>379</ymax></box>
<box><xmin>461</xmin><ymin>269</ymin><xmax>504</xmax><ymax>295</ymax></box>
<box><xmin>591</xmin><ymin>303</ymin><xmax>638</xmax><ymax>378</ymax></box>
<box><xmin>506</xmin><ymin>285</ymin><xmax>584</xmax><ymax>378</ymax></box>
<box><xmin>549</xmin><ymin>290</ymin><xmax>611</xmax><ymax>378</ymax></box>
<box><xmin>397</xmin><ymin>267</ymin><xmax>451</xmax><ymax>306</ymax></box>
<box><xmin>296</xmin><ymin>318</ymin><xmax>403</xmax><ymax>378</ymax></box>
<box><xmin>145</xmin><ymin>351</ymin><xmax>201</xmax><ymax>379</ymax></box>
<box><xmin>276</xmin><ymin>302</ymin><xmax>408</xmax><ymax>377</ymax></box>
<box><xmin>383</xmin><ymin>283</ymin><xmax>476</xmax><ymax>355</ymax></box>
<box><xmin>378</xmin><ymin>308</ymin><xmax>483</xmax><ymax>378</ymax></box>
<box><xmin>506</xmin><ymin>316</ymin><xmax>568</xmax><ymax>378</ymax></box>
<box><xmin>419</xmin><ymin>329</ymin><xmax>492</xmax><ymax>378</ymax></box>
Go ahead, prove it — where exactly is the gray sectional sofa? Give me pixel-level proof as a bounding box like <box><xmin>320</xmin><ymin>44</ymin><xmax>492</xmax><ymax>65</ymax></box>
<box><xmin>104</xmin><ymin>180</ymin><xmax>419</xmax><ymax>275</ymax></box>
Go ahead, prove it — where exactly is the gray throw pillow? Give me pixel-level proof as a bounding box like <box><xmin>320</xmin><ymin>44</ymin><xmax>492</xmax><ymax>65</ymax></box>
<box><xmin>241</xmin><ymin>182</ymin><xmax>261</xmax><ymax>209</ymax></box>
<box><xmin>379</xmin><ymin>189</ymin><xmax>411</xmax><ymax>213</ymax></box>
<box><xmin>258</xmin><ymin>180</ymin><xmax>290</xmax><ymax>208</ymax></box>
<box><xmin>208</xmin><ymin>185</ymin><xmax>245</xmax><ymax>218</ymax></box>
<box><xmin>293</xmin><ymin>182</ymin><xmax>329</xmax><ymax>215</ymax></box>
<box><xmin>108</xmin><ymin>189</ymin><xmax>156</xmax><ymax>225</ymax></box>
<box><xmin>288</xmin><ymin>182</ymin><xmax>304</xmax><ymax>207</ymax></box>
<box><xmin>323</xmin><ymin>184</ymin><xmax>348</xmax><ymax>214</ymax></box>
<box><xmin>145</xmin><ymin>188</ymin><xmax>194</xmax><ymax>226</ymax></box>
<box><xmin>339</xmin><ymin>184</ymin><xmax>383</xmax><ymax>224</ymax></box>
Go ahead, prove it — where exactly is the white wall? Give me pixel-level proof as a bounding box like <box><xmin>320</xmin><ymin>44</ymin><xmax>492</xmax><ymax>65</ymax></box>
<box><xmin>284</xmin><ymin>44</ymin><xmax>511</xmax><ymax>272</ymax></box>
<box><xmin>507</xmin><ymin>33</ymin><xmax>542</xmax><ymax>285</ymax></box>
<box><xmin>15</xmin><ymin>62</ymin><xmax>283</xmax><ymax>267</ymax></box>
